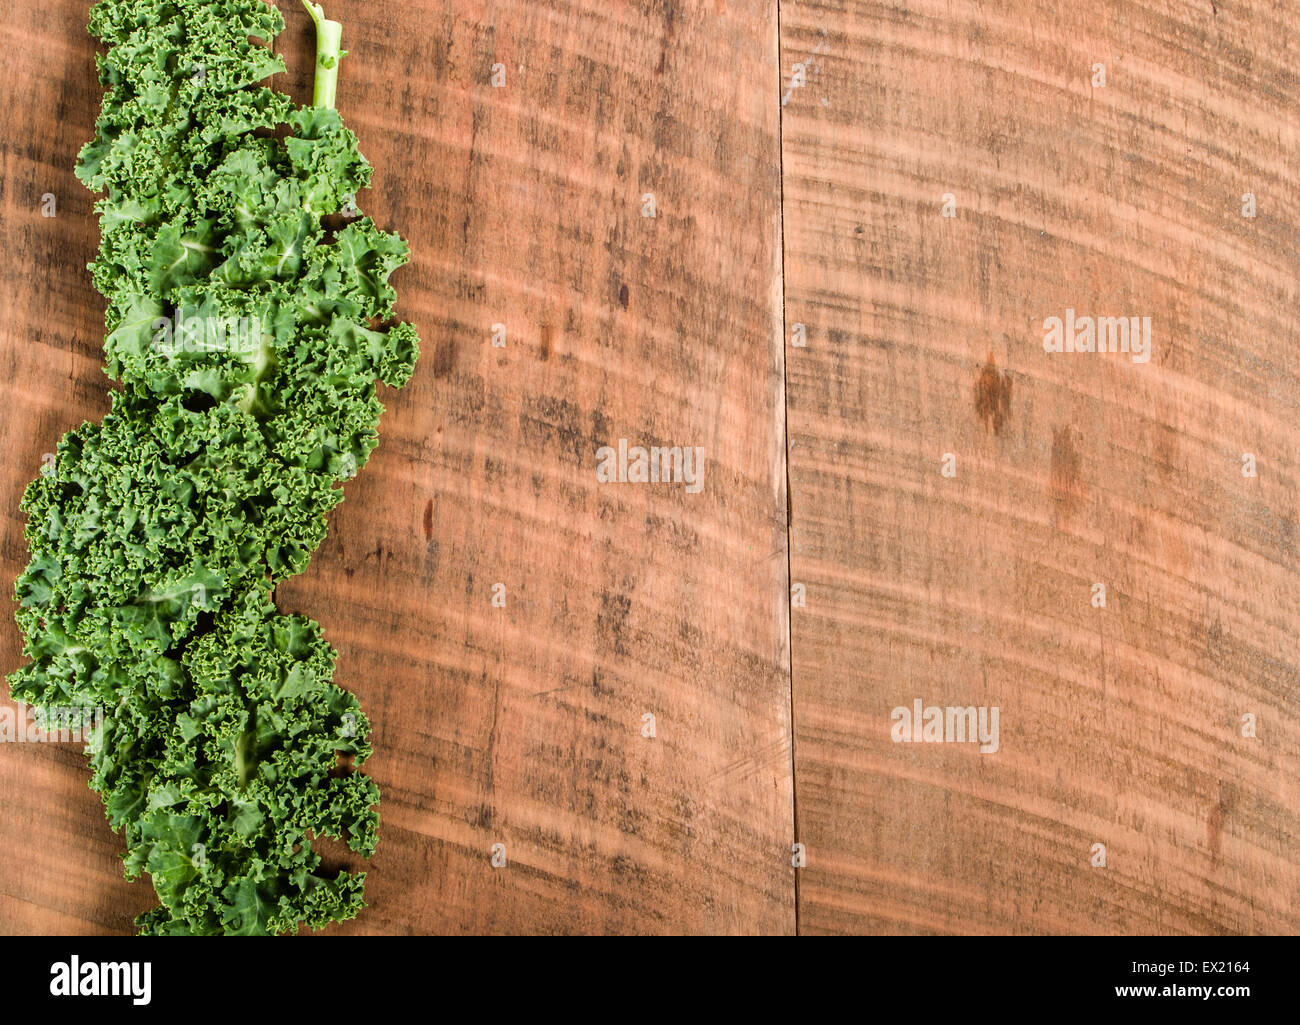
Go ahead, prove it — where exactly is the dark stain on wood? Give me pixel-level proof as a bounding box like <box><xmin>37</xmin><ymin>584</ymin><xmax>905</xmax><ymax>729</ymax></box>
<box><xmin>974</xmin><ymin>353</ymin><xmax>1012</xmax><ymax>435</ymax></box>
<box><xmin>1207</xmin><ymin>797</ymin><xmax>1224</xmax><ymax>858</ymax></box>
<box><xmin>431</xmin><ymin>334</ymin><xmax>457</xmax><ymax>378</ymax></box>
<box><xmin>1049</xmin><ymin>426</ymin><xmax>1084</xmax><ymax>524</ymax></box>
<box><xmin>423</xmin><ymin>499</ymin><xmax>434</xmax><ymax>540</ymax></box>
<box><xmin>598</xmin><ymin>591</ymin><xmax>632</xmax><ymax>656</ymax></box>
<box><xmin>656</xmin><ymin>0</ymin><xmax>677</xmax><ymax>76</ymax></box>
<box><xmin>1208</xmin><ymin>781</ymin><xmax>1236</xmax><ymax>861</ymax></box>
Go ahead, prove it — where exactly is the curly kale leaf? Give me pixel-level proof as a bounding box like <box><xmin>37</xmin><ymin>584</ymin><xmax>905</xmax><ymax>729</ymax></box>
<box><xmin>8</xmin><ymin>0</ymin><xmax>417</xmax><ymax>935</ymax></box>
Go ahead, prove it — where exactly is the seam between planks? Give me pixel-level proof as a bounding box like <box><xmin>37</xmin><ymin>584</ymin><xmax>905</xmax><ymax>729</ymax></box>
<box><xmin>774</xmin><ymin>0</ymin><xmax>800</xmax><ymax>939</ymax></box>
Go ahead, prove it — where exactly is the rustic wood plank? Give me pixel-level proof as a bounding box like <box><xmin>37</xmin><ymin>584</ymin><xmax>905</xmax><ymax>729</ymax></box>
<box><xmin>781</xmin><ymin>0</ymin><xmax>1300</xmax><ymax>933</ymax></box>
<box><xmin>0</xmin><ymin>0</ymin><xmax>794</xmax><ymax>934</ymax></box>
<box><xmin>286</xmin><ymin>0</ymin><xmax>793</xmax><ymax>936</ymax></box>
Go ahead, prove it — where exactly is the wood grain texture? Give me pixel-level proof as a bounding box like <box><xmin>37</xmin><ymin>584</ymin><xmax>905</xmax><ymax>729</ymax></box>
<box><xmin>0</xmin><ymin>0</ymin><xmax>794</xmax><ymax>934</ymax></box>
<box><xmin>781</xmin><ymin>0</ymin><xmax>1300</xmax><ymax>933</ymax></box>
<box><xmin>4</xmin><ymin>0</ymin><xmax>1298</xmax><ymax>937</ymax></box>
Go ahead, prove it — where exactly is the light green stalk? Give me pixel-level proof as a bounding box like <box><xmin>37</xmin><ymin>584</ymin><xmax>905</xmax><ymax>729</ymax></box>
<box><xmin>302</xmin><ymin>2</ymin><xmax>345</xmax><ymax>110</ymax></box>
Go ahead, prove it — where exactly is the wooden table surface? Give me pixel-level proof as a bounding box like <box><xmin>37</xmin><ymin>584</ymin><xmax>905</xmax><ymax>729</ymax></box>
<box><xmin>0</xmin><ymin>0</ymin><xmax>1295</xmax><ymax>935</ymax></box>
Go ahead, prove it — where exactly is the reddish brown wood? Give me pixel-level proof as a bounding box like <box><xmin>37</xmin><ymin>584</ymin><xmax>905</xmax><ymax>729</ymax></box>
<box><xmin>781</xmin><ymin>0</ymin><xmax>1300</xmax><ymax>934</ymax></box>
<box><xmin>4</xmin><ymin>0</ymin><xmax>1298</xmax><ymax>938</ymax></box>
<box><xmin>0</xmin><ymin>0</ymin><xmax>794</xmax><ymax>935</ymax></box>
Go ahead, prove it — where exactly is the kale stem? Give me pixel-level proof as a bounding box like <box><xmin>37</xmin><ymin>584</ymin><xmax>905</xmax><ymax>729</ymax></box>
<box><xmin>302</xmin><ymin>2</ymin><xmax>343</xmax><ymax>110</ymax></box>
